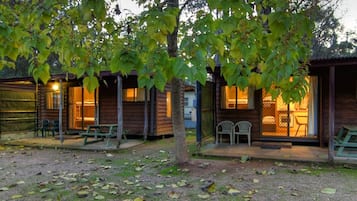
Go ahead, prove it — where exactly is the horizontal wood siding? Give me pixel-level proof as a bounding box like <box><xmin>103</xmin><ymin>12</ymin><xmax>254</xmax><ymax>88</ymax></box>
<box><xmin>38</xmin><ymin>83</ymin><xmax>68</xmax><ymax>131</ymax></box>
<box><xmin>99</xmin><ymin>76</ymin><xmax>152</xmax><ymax>135</ymax></box>
<box><xmin>155</xmin><ymin>85</ymin><xmax>173</xmax><ymax>135</ymax></box>
<box><xmin>0</xmin><ymin>83</ymin><xmax>36</xmax><ymax>132</ymax></box>
<box><xmin>335</xmin><ymin>67</ymin><xmax>357</xmax><ymax>137</ymax></box>
<box><xmin>215</xmin><ymin>78</ymin><xmax>261</xmax><ymax>140</ymax></box>
<box><xmin>311</xmin><ymin>66</ymin><xmax>357</xmax><ymax>146</ymax></box>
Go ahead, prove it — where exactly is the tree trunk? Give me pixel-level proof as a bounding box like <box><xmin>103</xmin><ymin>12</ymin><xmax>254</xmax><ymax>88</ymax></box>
<box><xmin>171</xmin><ymin>78</ymin><xmax>189</xmax><ymax>164</ymax></box>
<box><xmin>167</xmin><ymin>0</ymin><xmax>189</xmax><ymax>164</ymax></box>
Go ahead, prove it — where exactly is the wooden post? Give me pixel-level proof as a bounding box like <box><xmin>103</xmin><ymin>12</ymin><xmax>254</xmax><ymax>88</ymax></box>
<box><xmin>143</xmin><ymin>87</ymin><xmax>148</xmax><ymax>141</ymax></box>
<box><xmin>150</xmin><ymin>88</ymin><xmax>155</xmax><ymax>135</ymax></box>
<box><xmin>117</xmin><ymin>74</ymin><xmax>123</xmax><ymax>147</ymax></box>
<box><xmin>59</xmin><ymin>79</ymin><xmax>64</xmax><ymax>144</ymax></box>
<box><xmin>35</xmin><ymin>82</ymin><xmax>39</xmax><ymax>137</ymax></box>
<box><xmin>328</xmin><ymin>66</ymin><xmax>335</xmax><ymax>163</ymax></box>
<box><xmin>95</xmin><ymin>88</ymin><xmax>99</xmax><ymax>125</ymax></box>
<box><xmin>196</xmin><ymin>81</ymin><xmax>202</xmax><ymax>146</ymax></box>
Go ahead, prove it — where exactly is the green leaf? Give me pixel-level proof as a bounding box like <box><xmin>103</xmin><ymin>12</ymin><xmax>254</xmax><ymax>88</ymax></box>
<box><xmin>153</xmin><ymin>71</ymin><xmax>167</xmax><ymax>92</ymax></box>
<box><xmin>83</xmin><ymin>76</ymin><xmax>99</xmax><ymax>93</ymax></box>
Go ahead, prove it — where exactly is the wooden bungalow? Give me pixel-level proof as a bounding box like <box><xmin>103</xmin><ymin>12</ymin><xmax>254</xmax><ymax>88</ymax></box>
<box><xmin>0</xmin><ymin>71</ymin><xmax>175</xmax><ymax>138</ymax></box>
<box><xmin>197</xmin><ymin>57</ymin><xmax>357</xmax><ymax>160</ymax></box>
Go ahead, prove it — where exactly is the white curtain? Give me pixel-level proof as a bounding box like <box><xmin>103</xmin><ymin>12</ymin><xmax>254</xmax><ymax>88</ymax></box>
<box><xmin>308</xmin><ymin>76</ymin><xmax>318</xmax><ymax>136</ymax></box>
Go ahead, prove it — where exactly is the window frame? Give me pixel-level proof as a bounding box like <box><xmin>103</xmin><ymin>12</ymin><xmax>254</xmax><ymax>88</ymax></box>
<box><xmin>123</xmin><ymin>88</ymin><xmax>150</xmax><ymax>102</ymax></box>
<box><xmin>220</xmin><ymin>86</ymin><xmax>254</xmax><ymax>110</ymax></box>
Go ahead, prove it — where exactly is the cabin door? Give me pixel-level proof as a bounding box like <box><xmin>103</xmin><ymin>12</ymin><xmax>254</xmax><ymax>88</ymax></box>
<box><xmin>68</xmin><ymin>87</ymin><xmax>97</xmax><ymax>130</ymax></box>
<box><xmin>261</xmin><ymin>76</ymin><xmax>318</xmax><ymax>139</ymax></box>
<box><xmin>201</xmin><ymin>82</ymin><xmax>215</xmax><ymax>138</ymax></box>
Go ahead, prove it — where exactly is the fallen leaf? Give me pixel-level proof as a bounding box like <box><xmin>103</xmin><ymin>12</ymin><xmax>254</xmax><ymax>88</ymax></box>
<box><xmin>39</xmin><ymin>188</ymin><xmax>52</xmax><ymax>193</ymax></box>
<box><xmin>123</xmin><ymin>180</ymin><xmax>134</xmax><ymax>185</ymax></box>
<box><xmin>94</xmin><ymin>195</ymin><xmax>105</xmax><ymax>200</ymax></box>
<box><xmin>168</xmin><ymin>191</ymin><xmax>180</xmax><ymax>199</ymax></box>
<box><xmin>0</xmin><ymin>187</ymin><xmax>9</xmax><ymax>191</ymax></box>
<box><xmin>321</xmin><ymin>188</ymin><xmax>336</xmax><ymax>194</ymax></box>
<box><xmin>11</xmin><ymin>194</ymin><xmax>23</xmax><ymax>199</ymax></box>
<box><xmin>77</xmin><ymin>190</ymin><xmax>89</xmax><ymax>198</ymax></box>
<box><xmin>291</xmin><ymin>192</ymin><xmax>298</xmax><ymax>196</ymax></box>
<box><xmin>198</xmin><ymin>193</ymin><xmax>210</xmax><ymax>199</ymax></box>
<box><xmin>227</xmin><ymin>188</ymin><xmax>240</xmax><ymax>196</ymax></box>
<box><xmin>201</xmin><ymin>181</ymin><xmax>215</xmax><ymax>193</ymax></box>
<box><xmin>177</xmin><ymin>180</ymin><xmax>187</xmax><ymax>187</ymax></box>
<box><xmin>253</xmin><ymin>179</ymin><xmax>259</xmax><ymax>183</ymax></box>
<box><xmin>55</xmin><ymin>182</ymin><xmax>64</xmax><ymax>186</ymax></box>
<box><xmin>135</xmin><ymin>167</ymin><xmax>143</xmax><ymax>171</ymax></box>
<box><xmin>240</xmin><ymin>155</ymin><xmax>250</xmax><ymax>163</ymax></box>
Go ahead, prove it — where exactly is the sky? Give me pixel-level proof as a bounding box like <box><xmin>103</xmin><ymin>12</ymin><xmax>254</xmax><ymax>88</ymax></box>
<box><xmin>335</xmin><ymin>0</ymin><xmax>357</xmax><ymax>32</ymax></box>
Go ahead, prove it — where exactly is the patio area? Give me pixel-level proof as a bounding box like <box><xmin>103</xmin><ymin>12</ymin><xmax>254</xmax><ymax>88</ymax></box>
<box><xmin>0</xmin><ymin>132</ymin><xmax>143</xmax><ymax>151</ymax></box>
<box><xmin>200</xmin><ymin>142</ymin><xmax>329</xmax><ymax>163</ymax></box>
<box><xmin>200</xmin><ymin>141</ymin><xmax>357</xmax><ymax>164</ymax></box>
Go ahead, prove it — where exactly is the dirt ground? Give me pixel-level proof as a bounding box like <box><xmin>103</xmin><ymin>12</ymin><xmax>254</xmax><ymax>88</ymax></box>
<box><xmin>1</xmin><ymin>138</ymin><xmax>357</xmax><ymax>201</ymax></box>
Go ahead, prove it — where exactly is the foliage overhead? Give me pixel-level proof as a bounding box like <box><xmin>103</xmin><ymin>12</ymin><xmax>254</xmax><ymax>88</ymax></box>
<box><xmin>0</xmin><ymin>0</ymin><xmax>314</xmax><ymax>103</ymax></box>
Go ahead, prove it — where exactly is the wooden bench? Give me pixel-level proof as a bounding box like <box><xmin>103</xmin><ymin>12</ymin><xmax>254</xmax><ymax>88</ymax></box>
<box><xmin>80</xmin><ymin>124</ymin><xmax>120</xmax><ymax>146</ymax></box>
<box><xmin>334</xmin><ymin>125</ymin><xmax>357</xmax><ymax>157</ymax></box>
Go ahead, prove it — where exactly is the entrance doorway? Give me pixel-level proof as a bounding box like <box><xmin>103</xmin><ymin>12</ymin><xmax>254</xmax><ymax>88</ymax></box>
<box><xmin>261</xmin><ymin>76</ymin><xmax>318</xmax><ymax>138</ymax></box>
<box><xmin>68</xmin><ymin>87</ymin><xmax>97</xmax><ymax>130</ymax></box>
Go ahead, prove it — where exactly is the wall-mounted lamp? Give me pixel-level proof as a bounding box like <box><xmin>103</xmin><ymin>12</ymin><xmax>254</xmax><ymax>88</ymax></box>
<box><xmin>52</xmin><ymin>83</ymin><xmax>59</xmax><ymax>91</ymax></box>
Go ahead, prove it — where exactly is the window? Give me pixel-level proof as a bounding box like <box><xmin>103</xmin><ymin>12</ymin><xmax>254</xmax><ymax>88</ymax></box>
<box><xmin>184</xmin><ymin>97</ymin><xmax>189</xmax><ymax>106</ymax></box>
<box><xmin>220</xmin><ymin>86</ymin><xmax>254</xmax><ymax>109</ymax></box>
<box><xmin>123</xmin><ymin>88</ymin><xmax>149</xmax><ymax>102</ymax></box>
<box><xmin>166</xmin><ymin>91</ymin><xmax>172</xmax><ymax>117</ymax></box>
<box><xmin>46</xmin><ymin>91</ymin><xmax>61</xmax><ymax>109</ymax></box>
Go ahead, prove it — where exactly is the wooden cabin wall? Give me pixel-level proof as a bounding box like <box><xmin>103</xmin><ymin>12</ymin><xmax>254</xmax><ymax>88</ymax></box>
<box><xmin>99</xmin><ymin>76</ymin><xmax>152</xmax><ymax>135</ymax></box>
<box><xmin>38</xmin><ymin>83</ymin><xmax>68</xmax><ymax>131</ymax></box>
<box><xmin>335</xmin><ymin>67</ymin><xmax>357</xmax><ymax>135</ymax></box>
<box><xmin>155</xmin><ymin>85</ymin><xmax>174</xmax><ymax>136</ymax></box>
<box><xmin>215</xmin><ymin>78</ymin><xmax>261</xmax><ymax>140</ymax></box>
<box><xmin>312</xmin><ymin>66</ymin><xmax>357</xmax><ymax>146</ymax></box>
<box><xmin>0</xmin><ymin>83</ymin><xmax>36</xmax><ymax>133</ymax></box>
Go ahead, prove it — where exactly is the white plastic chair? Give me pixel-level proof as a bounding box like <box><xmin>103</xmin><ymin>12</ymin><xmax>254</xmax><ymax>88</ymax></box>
<box><xmin>216</xmin><ymin>121</ymin><xmax>234</xmax><ymax>144</ymax></box>
<box><xmin>234</xmin><ymin>121</ymin><xmax>252</xmax><ymax>146</ymax></box>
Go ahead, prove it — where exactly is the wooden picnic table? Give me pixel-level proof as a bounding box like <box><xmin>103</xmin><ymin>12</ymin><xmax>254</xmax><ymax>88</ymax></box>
<box><xmin>79</xmin><ymin>124</ymin><xmax>118</xmax><ymax>146</ymax></box>
<box><xmin>334</xmin><ymin>125</ymin><xmax>357</xmax><ymax>157</ymax></box>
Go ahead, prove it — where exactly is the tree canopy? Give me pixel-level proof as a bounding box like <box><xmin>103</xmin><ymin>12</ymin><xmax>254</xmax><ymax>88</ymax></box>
<box><xmin>0</xmin><ymin>0</ymin><xmax>316</xmax><ymax>164</ymax></box>
<box><xmin>1</xmin><ymin>0</ymin><xmax>314</xmax><ymax>103</ymax></box>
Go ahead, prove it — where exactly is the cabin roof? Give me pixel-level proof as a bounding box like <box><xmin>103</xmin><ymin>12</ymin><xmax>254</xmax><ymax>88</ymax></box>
<box><xmin>310</xmin><ymin>56</ymin><xmax>357</xmax><ymax>68</ymax></box>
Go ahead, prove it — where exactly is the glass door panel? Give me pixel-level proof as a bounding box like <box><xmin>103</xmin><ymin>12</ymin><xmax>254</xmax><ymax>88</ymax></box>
<box><xmin>68</xmin><ymin>87</ymin><xmax>96</xmax><ymax>129</ymax></box>
<box><xmin>262</xmin><ymin>76</ymin><xmax>317</xmax><ymax>138</ymax></box>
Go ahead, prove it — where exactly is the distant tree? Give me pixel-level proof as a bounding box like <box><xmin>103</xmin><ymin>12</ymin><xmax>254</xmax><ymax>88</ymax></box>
<box><xmin>311</xmin><ymin>0</ymin><xmax>357</xmax><ymax>58</ymax></box>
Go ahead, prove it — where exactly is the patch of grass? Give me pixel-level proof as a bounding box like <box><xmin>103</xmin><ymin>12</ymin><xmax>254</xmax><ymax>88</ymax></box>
<box><xmin>159</xmin><ymin>164</ymin><xmax>186</xmax><ymax>176</ymax></box>
<box><xmin>186</xmin><ymin>129</ymin><xmax>196</xmax><ymax>136</ymax></box>
<box><xmin>114</xmin><ymin>165</ymin><xmax>140</xmax><ymax>178</ymax></box>
<box><xmin>335</xmin><ymin>166</ymin><xmax>357</xmax><ymax>177</ymax></box>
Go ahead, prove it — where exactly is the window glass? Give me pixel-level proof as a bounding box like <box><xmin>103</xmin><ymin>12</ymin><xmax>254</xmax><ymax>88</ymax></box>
<box><xmin>46</xmin><ymin>91</ymin><xmax>60</xmax><ymax>109</ymax></box>
<box><xmin>166</xmin><ymin>91</ymin><xmax>172</xmax><ymax>117</ymax></box>
<box><xmin>123</xmin><ymin>88</ymin><xmax>149</xmax><ymax>102</ymax></box>
<box><xmin>220</xmin><ymin>86</ymin><xmax>254</xmax><ymax>109</ymax></box>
